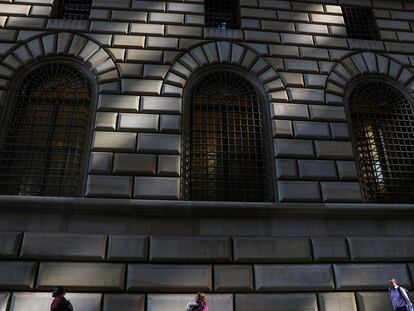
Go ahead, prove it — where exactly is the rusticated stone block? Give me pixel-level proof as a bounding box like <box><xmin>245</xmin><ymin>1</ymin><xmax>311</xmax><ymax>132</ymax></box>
<box><xmin>334</xmin><ymin>264</ymin><xmax>411</xmax><ymax>290</ymax></box>
<box><xmin>318</xmin><ymin>292</ymin><xmax>357</xmax><ymax>311</ymax></box>
<box><xmin>127</xmin><ymin>264</ymin><xmax>212</xmax><ymax>292</ymax></box>
<box><xmin>321</xmin><ymin>182</ymin><xmax>362</xmax><ymax>202</ymax></box>
<box><xmin>312</xmin><ymin>238</ymin><xmax>349</xmax><ymax>262</ymax></box>
<box><xmin>86</xmin><ymin>175</ymin><xmax>133</xmax><ymax>198</ymax></box>
<box><xmin>214</xmin><ymin>265</ymin><xmax>253</xmax><ymax>292</ymax></box>
<box><xmin>235</xmin><ymin>293</ymin><xmax>317</xmax><ymax>311</ymax></box>
<box><xmin>20</xmin><ymin>233</ymin><xmax>107</xmax><ymax>261</ymax></box>
<box><xmin>113</xmin><ymin>154</ymin><xmax>156</xmax><ymax>175</ymax></box>
<box><xmin>92</xmin><ymin>132</ymin><xmax>137</xmax><ymax>152</ymax></box>
<box><xmin>103</xmin><ymin>294</ymin><xmax>145</xmax><ymax>311</ymax></box>
<box><xmin>150</xmin><ymin>236</ymin><xmax>232</xmax><ymax>263</ymax></box>
<box><xmin>255</xmin><ymin>265</ymin><xmax>334</xmax><ymax>291</ymax></box>
<box><xmin>98</xmin><ymin>95</ymin><xmax>139</xmax><ymax>112</ymax></box>
<box><xmin>0</xmin><ymin>232</ymin><xmax>21</xmax><ymax>259</ymax></box>
<box><xmin>0</xmin><ymin>262</ymin><xmax>37</xmax><ymax>290</ymax></box>
<box><xmin>348</xmin><ymin>237</ymin><xmax>414</xmax><ymax>262</ymax></box>
<box><xmin>355</xmin><ymin>292</ymin><xmax>393</xmax><ymax>311</ymax></box>
<box><xmin>137</xmin><ymin>133</ymin><xmax>180</xmax><ymax>154</ymax></box>
<box><xmin>273</xmin><ymin>139</ymin><xmax>315</xmax><ymax>159</ymax></box>
<box><xmin>298</xmin><ymin>160</ymin><xmax>337</xmax><ymax>180</ymax></box>
<box><xmin>315</xmin><ymin>141</ymin><xmax>354</xmax><ymax>160</ymax></box>
<box><xmin>134</xmin><ymin>177</ymin><xmax>179</xmax><ymax>199</ymax></box>
<box><xmin>147</xmin><ymin>294</ymin><xmax>232</xmax><ymax>311</ymax></box>
<box><xmin>0</xmin><ymin>293</ymin><xmax>10</xmax><ymax>311</ymax></box>
<box><xmin>233</xmin><ymin>238</ymin><xmax>312</xmax><ymax>263</ymax></box>
<box><xmin>107</xmin><ymin>235</ymin><xmax>148</xmax><ymax>262</ymax></box>
<box><xmin>37</xmin><ymin>262</ymin><xmax>126</xmax><ymax>291</ymax></box>
<box><xmin>278</xmin><ymin>181</ymin><xmax>321</xmax><ymax>202</ymax></box>
<box><xmin>9</xmin><ymin>293</ymin><xmax>101</xmax><ymax>311</ymax></box>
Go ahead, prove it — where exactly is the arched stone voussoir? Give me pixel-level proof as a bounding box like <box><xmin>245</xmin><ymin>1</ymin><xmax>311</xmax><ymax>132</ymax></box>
<box><xmin>325</xmin><ymin>52</ymin><xmax>414</xmax><ymax>104</ymax></box>
<box><xmin>162</xmin><ymin>41</ymin><xmax>286</xmax><ymax>99</ymax></box>
<box><xmin>0</xmin><ymin>32</ymin><xmax>120</xmax><ymax>84</ymax></box>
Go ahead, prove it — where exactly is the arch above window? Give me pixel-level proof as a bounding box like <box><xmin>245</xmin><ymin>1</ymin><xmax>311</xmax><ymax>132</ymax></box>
<box><xmin>348</xmin><ymin>78</ymin><xmax>414</xmax><ymax>203</ymax></box>
<box><xmin>0</xmin><ymin>63</ymin><xmax>92</xmax><ymax>197</ymax></box>
<box><xmin>182</xmin><ymin>68</ymin><xmax>274</xmax><ymax>202</ymax></box>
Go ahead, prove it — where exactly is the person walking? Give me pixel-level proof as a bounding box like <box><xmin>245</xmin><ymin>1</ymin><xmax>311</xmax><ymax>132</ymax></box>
<box><xmin>186</xmin><ymin>292</ymin><xmax>208</xmax><ymax>311</ymax></box>
<box><xmin>388</xmin><ymin>277</ymin><xmax>413</xmax><ymax>311</ymax></box>
<box><xmin>50</xmin><ymin>286</ymin><xmax>73</xmax><ymax>311</ymax></box>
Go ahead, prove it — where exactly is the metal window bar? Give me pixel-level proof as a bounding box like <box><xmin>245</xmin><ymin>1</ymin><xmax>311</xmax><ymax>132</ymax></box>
<box><xmin>205</xmin><ymin>0</ymin><xmax>240</xmax><ymax>29</ymax></box>
<box><xmin>0</xmin><ymin>63</ymin><xmax>91</xmax><ymax>197</ymax></box>
<box><xmin>350</xmin><ymin>80</ymin><xmax>414</xmax><ymax>203</ymax></box>
<box><xmin>182</xmin><ymin>71</ymin><xmax>272</xmax><ymax>202</ymax></box>
<box><xmin>342</xmin><ymin>6</ymin><xmax>379</xmax><ymax>40</ymax></box>
<box><xmin>52</xmin><ymin>0</ymin><xmax>91</xmax><ymax>19</ymax></box>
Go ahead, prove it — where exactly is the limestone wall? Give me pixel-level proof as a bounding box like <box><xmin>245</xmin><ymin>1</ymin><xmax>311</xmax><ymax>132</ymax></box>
<box><xmin>1</xmin><ymin>0</ymin><xmax>414</xmax><ymax>201</ymax></box>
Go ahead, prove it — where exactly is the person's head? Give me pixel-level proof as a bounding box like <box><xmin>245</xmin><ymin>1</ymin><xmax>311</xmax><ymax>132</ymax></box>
<box><xmin>196</xmin><ymin>292</ymin><xmax>206</xmax><ymax>305</ymax></box>
<box><xmin>388</xmin><ymin>277</ymin><xmax>398</xmax><ymax>288</ymax></box>
<box><xmin>52</xmin><ymin>286</ymin><xmax>65</xmax><ymax>297</ymax></box>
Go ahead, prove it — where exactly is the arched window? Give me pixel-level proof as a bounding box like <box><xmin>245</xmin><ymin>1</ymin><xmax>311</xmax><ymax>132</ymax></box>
<box><xmin>0</xmin><ymin>63</ymin><xmax>91</xmax><ymax>197</ymax></box>
<box><xmin>349</xmin><ymin>79</ymin><xmax>414</xmax><ymax>203</ymax></box>
<box><xmin>182</xmin><ymin>70</ymin><xmax>273</xmax><ymax>202</ymax></box>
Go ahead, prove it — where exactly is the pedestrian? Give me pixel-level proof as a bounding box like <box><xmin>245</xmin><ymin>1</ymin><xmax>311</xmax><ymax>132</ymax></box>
<box><xmin>388</xmin><ymin>277</ymin><xmax>413</xmax><ymax>311</ymax></box>
<box><xmin>50</xmin><ymin>286</ymin><xmax>73</xmax><ymax>311</ymax></box>
<box><xmin>186</xmin><ymin>292</ymin><xmax>208</xmax><ymax>311</ymax></box>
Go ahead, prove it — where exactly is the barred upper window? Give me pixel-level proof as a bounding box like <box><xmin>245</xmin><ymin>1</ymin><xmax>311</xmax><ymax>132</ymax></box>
<box><xmin>205</xmin><ymin>0</ymin><xmax>240</xmax><ymax>29</ymax></box>
<box><xmin>52</xmin><ymin>0</ymin><xmax>92</xmax><ymax>19</ymax></box>
<box><xmin>182</xmin><ymin>70</ymin><xmax>272</xmax><ymax>202</ymax></box>
<box><xmin>0</xmin><ymin>63</ymin><xmax>91</xmax><ymax>197</ymax></box>
<box><xmin>342</xmin><ymin>6</ymin><xmax>379</xmax><ymax>40</ymax></box>
<box><xmin>350</xmin><ymin>80</ymin><xmax>414</xmax><ymax>203</ymax></box>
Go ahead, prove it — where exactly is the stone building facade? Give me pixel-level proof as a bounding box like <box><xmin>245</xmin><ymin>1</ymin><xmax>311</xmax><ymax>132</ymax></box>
<box><xmin>0</xmin><ymin>0</ymin><xmax>414</xmax><ymax>310</ymax></box>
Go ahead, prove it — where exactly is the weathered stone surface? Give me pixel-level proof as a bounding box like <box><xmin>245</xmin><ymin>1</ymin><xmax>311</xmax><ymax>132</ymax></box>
<box><xmin>20</xmin><ymin>233</ymin><xmax>107</xmax><ymax>261</ymax></box>
<box><xmin>315</xmin><ymin>141</ymin><xmax>354</xmax><ymax>160</ymax></box>
<box><xmin>233</xmin><ymin>238</ymin><xmax>312</xmax><ymax>263</ymax></box>
<box><xmin>93</xmin><ymin>132</ymin><xmax>137</xmax><ymax>152</ymax></box>
<box><xmin>147</xmin><ymin>294</ymin><xmax>232</xmax><ymax>311</ymax></box>
<box><xmin>272</xmin><ymin>103</ymin><xmax>309</xmax><ymax>120</ymax></box>
<box><xmin>127</xmin><ymin>264</ymin><xmax>211</xmax><ymax>291</ymax></box>
<box><xmin>86</xmin><ymin>175</ymin><xmax>133</xmax><ymax>198</ymax></box>
<box><xmin>355</xmin><ymin>292</ymin><xmax>393</xmax><ymax>311</ymax></box>
<box><xmin>321</xmin><ymin>182</ymin><xmax>362</xmax><ymax>202</ymax></box>
<box><xmin>318</xmin><ymin>292</ymin><xmax>357</xmax><ymax>311</ymax></box>
<box><xmin>103</xmin><ymin>294</ymin><xmax>145</xmax><ymax>311</ymax></box>
<box><xmin>276</xmin><ymin>159</ymin><xmax>298</xmax><ymax>179</ymax></box>
<box><xmin>214</xmin><ymin>265</ymin><xmax>253</xmax><ymax>292</ymax></box>
<box><xmin>334</xmin><ymin>264</ymin><xmax>411</xmax><ymax>290</ymax></box>
<box><xmin>274</xmin><ymin>139</ymin><xmax>315</xmax><ymax>159</ymax></box>
<box><xmin>150</xmin><ymin>236</ymin><xmax>231</xmax><ymax>263</ymax></box>
<box><xmin>37</xmin><ymin>262</ymin><xmax>126</xmax><ymax>291</ymax></box>
<box><xmin>293</xmin><ymin>121</ymin><xmax>330</xmax><ymax>139</ymax></box>
<box><xmin>98</xmin><ymin>95</ymin><xmax>139</xmax><ymax>112</ymax></box>
<box><xmin>312</xmin><ymin>238</ymin><xmax>349</xmax><ymax>262</ymax></box>
<box><xmin>298</xmin><ymin>160</ymin><xmax>337</xmax><ymax>180</ymax></box>
<box><xmin>141</xmin><ymin>96</ymin><xmax>181</xmax><ymax>114</ymax></box>
<box><xmin>255</xmin><ymin>265</ymin><xmax>334</xmax><ymax>291</ymax></box>
<box><xmin>0</xmin><ymin>232</ymin><xmax>21</xmax><ymax>259</ymax></box>
<box><xmin>235</xmin><ymin>293</ymin><xmax>317</xmax><ymax>311</ymax></box>
<box><xmin>107</xmin><ymin>235</ymin><xmax>148</xmax><ymax>262</ymax></box>
<box><xmin>278</xmin><ymin>181</ymin><xmax>321</xmax><ymax>202</ymax></box>
<box><xmin>137</xmin><ymin>133</ymin><xmax>180</xmax><ymax>154</ymax></box>
<box><xmin>0</xmin><ymin>262</ymin><xmax>37</xmax><ymax>290</ymax></box>
<box><xmin>10</xmin><ymin>293</ymin><xmax>101</xmax><ymax>311</ymax></box>
<box><xmin>113</xmin><ymin>154</ymin><xmax>156</xmax><ymax>175</ymax></box>
<box><xmin>158</xmin><ymin>155</ymin><xmax>180</xmax><ymax>176</ymax></box>
<box><xmin>336</xmin><ymin>161</ymin><xmax>358</xmax><ymax>181</ymax></box>
<box><xmin>348</xmin><ymin>237</ymin><xmax>414</xmax><ymax>262</ymax></box>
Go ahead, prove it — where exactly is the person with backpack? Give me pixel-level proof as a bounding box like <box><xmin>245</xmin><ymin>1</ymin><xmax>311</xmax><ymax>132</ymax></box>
<box><xmin>186</xmin><ymin>292</ymin><xmax>208</xmax><ymax>311</ymax></box>
<box><xmin>388</xmin><ymin>277</ymin><xmax>414</xmax><ymax>311</ymax></box>
<box><xmin>50</xmin><ymin>286</ymin><xmax>73</xmax><ymax>311</ymax></box>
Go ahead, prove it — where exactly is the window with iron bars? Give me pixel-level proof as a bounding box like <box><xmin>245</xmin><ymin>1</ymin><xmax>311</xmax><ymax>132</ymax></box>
<box><xmin>342</xmin><ymin>6</ymin><xmax>379</xmax><ymax>40</ymax></box>
<box><xmin>181</xmin><ymin>70</ymin><xmax>273</xmax><ymax>202</ymax></box>
<box><xmin>349</xmin><ymin>79</ymin><xmax>414</xmax><ymax>203</ymax></box>
<box><xmin>0</xmin><ymin>63</ymin><xmax>91</xmax><ymax>197</ymax></box>
<box><xmin>205</xmin><ymin>0</ymin><xmax>240</xmax><ymax>29</ymax></box>
<box><xmin>52</xmin><ymin>0</ymin><xmax>92</xmax><ymax>19</ymax></box>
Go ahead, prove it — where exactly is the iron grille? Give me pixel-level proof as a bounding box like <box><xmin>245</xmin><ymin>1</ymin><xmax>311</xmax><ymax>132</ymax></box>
<box><xmin>52</xmin><ymin>0</ymin><xmax>92</xmax><ymax>19</ymax></box>
<box><xmin>0</xmin><ymin>63</ymin><xmax>91</xmax><ymax>197</ymax></box>
<box><xmin>182</xmin><ymin>71</ymin><xmax>271</xmax><ymax>202</ymax></box>
<box><xmin>342</xmin><ymin>6</ymin><xmax>379</xmax><ymax>40</ymax></box>
<box><xmin>350</xmin><ymin>80</ymin><xmax>414</xmax><ymax>203</ymax></box>
<box><xmin>205</xmin><ymin>0</ymin><xmax>240</xmax><ymax>29</ymax></box>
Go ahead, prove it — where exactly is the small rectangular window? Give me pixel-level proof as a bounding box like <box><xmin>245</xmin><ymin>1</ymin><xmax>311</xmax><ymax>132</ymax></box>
<box><xmin>342</xmin><ymin>6</ymin><xmax>379</xmax><ymax>40</ymax></box>
<box><xmin>52</xmin><ymin>0</ymin><xmax>92</xmax><ymax>19</ymax></box>
<box><xmin>205</xmin><ymin>0</ymin><xmax>240</xmax><ymax>30</ymax></box>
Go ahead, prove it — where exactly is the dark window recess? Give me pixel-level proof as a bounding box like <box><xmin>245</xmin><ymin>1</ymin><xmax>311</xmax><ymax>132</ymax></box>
<box><xmin>182</xmin><ymin>71</ymin><xmax>272</xmax><ymax>202</ymax></box>
<box><xmin>52</xmin><ymin>0</ymin><xmax>91</xmax><ymax>19</ymax></box>
<box><xmin>350</xmin><ymin>80</ymin><xmax>414</xmax><ymax>203</ymax></box>
<box><xmin>0</xmin><ymin>63</ymin><xmax>91</xmax><ymax>197</ymax></box>
<box><xmin>205</xmin><ymin>0</ymin><xmax>240</xmax><ymax>29</ymax></box>
<box><xmin>342</xmin><ymin>6</ymin><xmax>379</xmax><ymax>40</ymax></box>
